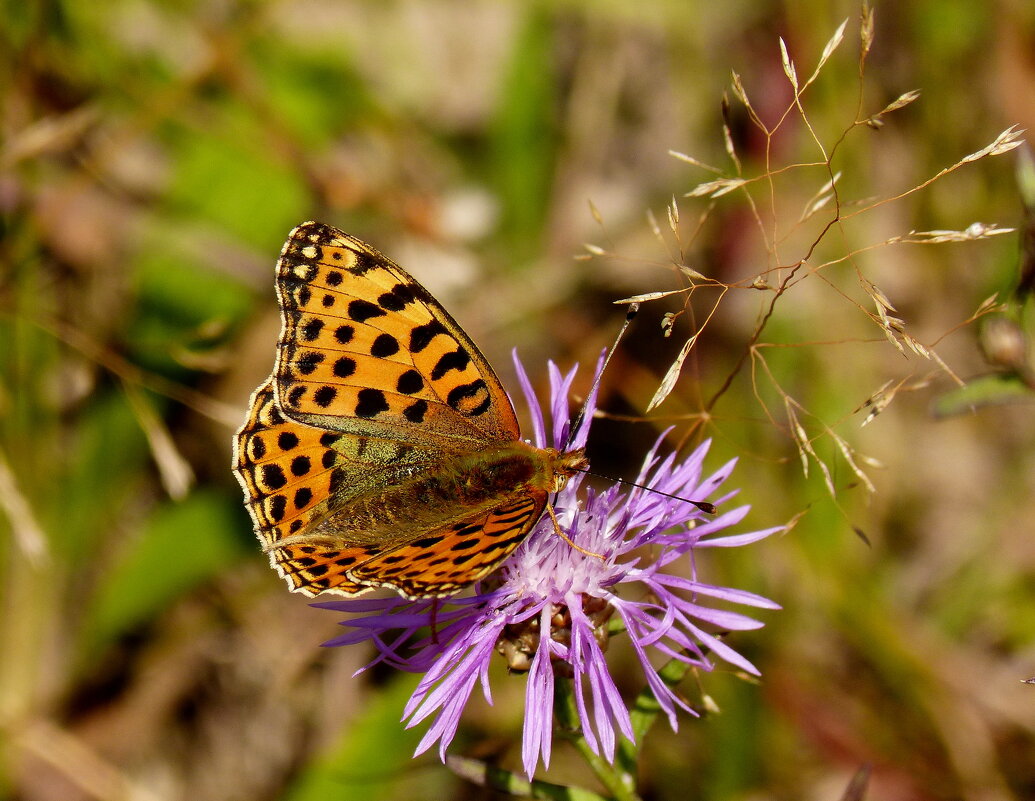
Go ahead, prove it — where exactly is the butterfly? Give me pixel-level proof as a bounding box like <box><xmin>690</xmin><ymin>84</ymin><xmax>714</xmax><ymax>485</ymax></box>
<box><xmin>232</xmin><ymin>222</ymin><xmax>589</xmax><ymax>599</ymax></box>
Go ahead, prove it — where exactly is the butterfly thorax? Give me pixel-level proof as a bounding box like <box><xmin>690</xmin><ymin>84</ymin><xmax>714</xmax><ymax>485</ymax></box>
<box><xmin>297</xmin><ymin>441</ymin><xmax>587</xmax><ymax>549</ymax></box>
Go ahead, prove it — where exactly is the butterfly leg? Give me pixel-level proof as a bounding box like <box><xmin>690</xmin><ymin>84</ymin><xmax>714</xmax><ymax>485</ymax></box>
<box><xmin>545</xmin><ymin>502</ymin><xmax>605</xmax><ymax>560</ymax></box>
<box><xmin>429</xmin><ymin>598</ymin><xmax>441</xmax><ymax>645</ymax></box>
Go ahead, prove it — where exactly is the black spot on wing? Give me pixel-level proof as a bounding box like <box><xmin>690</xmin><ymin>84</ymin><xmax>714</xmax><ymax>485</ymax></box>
<box><xmin>262</xmin><ymin>464</ymin><xmax>287</xmax><ymax>490</ymax></box>
<box><xmin>313</xmin><ymin>386</ymin><xmax>337</xmax><ymax>408</ymax></box>
<box><xmin>377</xmin><ymin>283</ymin><xmax>416</xmax><ymax>311</ymax></box>
<box><xmin>396</xmin><ymin>369</ymin><xmax>423</xmax><ymax>394</ymax></box>
<box><xmin>333</xmin><ymin>356</ymin><xmax>356</xmax><ymax>378</ymax></box>
<box><xmin>431</xmin><ymin>348</ymin><xmax>471</xmax><ymax>380</ymax></box>
<box><xmin>295</xmin><ymin>351</ymin><xmax>324</xmax><ymax>376</ymax></box>
<box><xmin>403</xmin><ymin>400</ymin><xmax>428</xmax><ymax>423</ymax></box>
<box><xmin>355</xmin><ymin>389</ymin><xmax>389</xmax><ymax>418</ymax></box>
<box><xmin>294</xmin><ymin>487</ymin><xmax>313</xmax><ymax>509</ymax></box>
<box><xmin>348</xmin><ymin>299</ymin><xmax>385</xmax><ymax>322</ymax></box>
<box><xmin>483</xmin><ymin>531</ymin><xmax>529</xmax><ymax>554</ymax></box>
<box><xmin>301</xmin><ymin>318</ymin><xmax>324</xmax><ymax>341</ymax></box>
<box><xmin>371</xmin><ymin>333</ymin><xmax>400</xmax><ymax>358</ymax></box>
<box><xmin>446</xmin><ymin>379</ymin><xmax>491</xmax><ymax>417</ymax></box>
<box><xmin>349</xmin><ymin>252</ymin><xmax>380</xmax><ymax>275</ymax></box>
<box><xmin>410</xmin><ymin>319</ymin><xmax>448</xmax><ymax>353</ymax></box>
<box><xmin>269</xmin><ymin>494</ymin><xmax>287</xmax><ymax>522</ymax></box>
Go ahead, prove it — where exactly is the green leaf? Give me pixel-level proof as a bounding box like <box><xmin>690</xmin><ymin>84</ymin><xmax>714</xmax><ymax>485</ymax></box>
<box><xmin>80</xmin><ymin>491</ymin><xmax>246</xmax><ymax>657</ymax></box>
<box><xmin>256</xmin><ymin>42</ymin><xmax>375</xmax><ymax>147</ymax></box>
<box><xmin>58</xmin><ymin>392</ymin><xmax>151</xmax><ymax>560</ymax></box>
<box><xmin>129</xmin><ymin>233</ymin><xmax>256</xmax><ymax>373</ymax></box>
<box><xmin>162</xmin><ymin>117</ymin><xmax>310</xmax><ymax>244</ymax></box>
<box><xmin>488</xmin><ymin>7</ymin><xmax>558</xmax><ymax>257</ymax></box>
<box><xmin>930</xmin><ymin>372</ymin><xmax>1035</xmax><ymax>418</ymax></box>
<box><xmin>281</xmin><ymin>673</ymin><xmax>455</xmax><ymax>801</ymax></box>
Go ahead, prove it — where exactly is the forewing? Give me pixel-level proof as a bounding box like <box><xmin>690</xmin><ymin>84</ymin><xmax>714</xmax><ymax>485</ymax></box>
<box><xmin>273</xmin><ymin>221</ymin><xmax>520</xmax><ymax>445</ymax></box>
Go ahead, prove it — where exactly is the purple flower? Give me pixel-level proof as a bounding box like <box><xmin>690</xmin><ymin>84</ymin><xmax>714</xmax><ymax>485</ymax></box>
<box><xmin>316</xmin><ymin>353</ymin><xmax>781</xmax><ymax>778</ymax></box>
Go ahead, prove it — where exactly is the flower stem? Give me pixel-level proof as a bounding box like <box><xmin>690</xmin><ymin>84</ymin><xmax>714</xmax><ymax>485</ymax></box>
<box><xmin>630</xmin><ymin>654</ymin><xmax>694</xmax><ymax>742</ymax></box>
<box><xmin>617</xmin><ymin>654</ymin><xmax>695</xmax><ymax>771</ymax></box>
<box><xmin>447</xmin><ymin>756</ymin><xmax>610</xmax><ymax>800</ymax></box>
<box><xmin>553</xmin><ymin>678</ymin><xmax>642</xmax><ymax>801</ymax></box>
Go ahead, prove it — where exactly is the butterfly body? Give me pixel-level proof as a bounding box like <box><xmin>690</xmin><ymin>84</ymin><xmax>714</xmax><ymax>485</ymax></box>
<box><xmin>233</xmin><ymin>222</ymin><xmax>587</xmax><ymax>599</ymax></box>
<box><xmin>282</xmin><ymin>440</ymin><xmax>585</xmax><ymax>551</ymax></box>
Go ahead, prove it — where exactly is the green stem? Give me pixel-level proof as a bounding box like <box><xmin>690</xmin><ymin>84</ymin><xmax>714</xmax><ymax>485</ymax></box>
<box><xmin>447</xmin><ymin>756</ymin><xmax>609</xmax><ymax>800</ymax></box>
<box><xmin>617</xmin><ymin>655</ymin><xmax>695</xmax><ymax>771</ymax></box>
<box><xmin>553</xmin><ymin>678</ymin><xmax>642</xmax><ymax>801</ymax></box>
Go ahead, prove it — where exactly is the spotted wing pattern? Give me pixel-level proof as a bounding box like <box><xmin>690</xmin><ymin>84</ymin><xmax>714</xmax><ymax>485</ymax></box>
<box><xmin>235</xmin><ymin>378</ymin><xmax>341</xmax><ymax>551</ymax></box>
<box><xmin>273</xmin><ymin>221</ymin><xmax>519</xmax><ymax>445</ymax></box>
<box><xmin>232</xmin><ymin>222</ymin><xmax>565</xmax><ymax>598</ymax></box>
<box><xmin>235</xmin><ymin>378</ymin><xmax>380</xmax><ymax>595</ymax></box>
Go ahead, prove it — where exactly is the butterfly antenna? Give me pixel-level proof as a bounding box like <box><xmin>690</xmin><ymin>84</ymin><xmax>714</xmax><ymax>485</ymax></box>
<box><xmin>565</xmin><ymin>302</ymin><xmax>640</xmax><ymax>450</ymax></box>
<box><xmin>570</xmin><ymin>466</ymin><xmax>717</xmax><ymax>515</ymax></box>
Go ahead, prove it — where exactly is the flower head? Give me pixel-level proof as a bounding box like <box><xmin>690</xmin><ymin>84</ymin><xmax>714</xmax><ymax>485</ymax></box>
<box><xmin>316</xmin><ymin>352</ymin><xmax>781</xmax><ymax>777</ymax></box>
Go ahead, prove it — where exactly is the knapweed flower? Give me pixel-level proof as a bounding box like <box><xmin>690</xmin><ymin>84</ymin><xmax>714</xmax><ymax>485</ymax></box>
<box><xmin>316</xmin><ymin>353</ymin><xmax>781</xmax><ymax>778</ymax></box>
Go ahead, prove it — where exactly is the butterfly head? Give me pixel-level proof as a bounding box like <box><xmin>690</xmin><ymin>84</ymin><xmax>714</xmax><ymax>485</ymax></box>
<box><xmin>545</xmin><ymin>447</ymin><xmax>590</xmax><ymax>492</ymax></box>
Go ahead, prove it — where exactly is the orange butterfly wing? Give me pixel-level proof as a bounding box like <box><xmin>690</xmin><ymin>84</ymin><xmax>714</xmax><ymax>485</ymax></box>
<box><xmin>345</xmin><ymin>492</ymin><xmax>547</xmax><ymax>597</ymax></box>
<box><xmin>233</xmin><ymin>222</ymin><xmax>576</xmax><ymax>598</ymax></box>
<box><xmin>273</xmin><ymin>221</ymin><xmax>519</xmax><ymax>444</ymax></box>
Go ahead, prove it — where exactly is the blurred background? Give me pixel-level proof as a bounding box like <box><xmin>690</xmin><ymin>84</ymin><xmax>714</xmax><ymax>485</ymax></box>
<box><xmin>3</xmin><ymin>1</ymin><xmax>1035</xmax><ymax>799</ymax></box>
